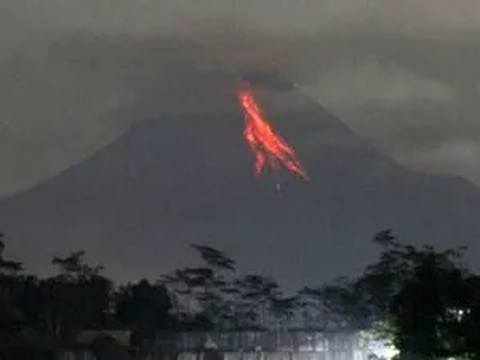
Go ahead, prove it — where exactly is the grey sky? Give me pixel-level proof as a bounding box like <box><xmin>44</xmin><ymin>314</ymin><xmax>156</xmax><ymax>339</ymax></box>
<box><xmin>2</xmin><ymin>0</ymin><xmax>480</xmax><ymax>198</ymax></box>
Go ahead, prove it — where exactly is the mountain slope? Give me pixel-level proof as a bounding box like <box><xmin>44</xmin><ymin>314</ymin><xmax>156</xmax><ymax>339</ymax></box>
<box><xmin>1</xmin><ymin>87</ymin><xmax>480</xmax><ymax>289</ymax></box>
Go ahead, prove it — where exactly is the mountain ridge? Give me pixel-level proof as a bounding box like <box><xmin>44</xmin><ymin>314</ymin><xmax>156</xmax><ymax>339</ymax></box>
<box><xmin>1</xmin><ymin>87</ymin><xmax>480</xmax><ymax>290</ymax></box>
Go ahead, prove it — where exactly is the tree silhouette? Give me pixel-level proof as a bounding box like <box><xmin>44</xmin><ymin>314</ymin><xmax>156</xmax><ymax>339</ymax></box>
<box><xmin>2</xmin><ymin>228</ymin><xmax>480</xmax><ymax>360</ymax></box>
<box><xmin>234</xmin><ymin>274</ymin><xmax>281</xmax><ymax>329</ymax></box>
<box><xmin>190</xmin><ymin>245</ymin><xmax>236</xmax><ymax>271</ymax></box>
<box><xmin>0</xmin><ymin>233</ymin><xmax>22</xmax><ymax>274</ymax></box>
<box><xmin>296</xmin><ymin>287</ymin><xmax>329</xmax><ymax>330</ymax></box>
<box><xmin>115</xmin><ymin>279</ymin><xmax>174</xmax><ymax>346</ymax></box>
<box><xmin>162</xmin><ymin>244</ymin><xmax>237</xmax><ymax>330</ymax></box>
<box><xmin>45</xmin><ymin>251</ymin><xmax>111</xmax><ymax>339</ymax></box>
<box><xmin>320</xmin><ymin>230</ymin><xmax>478</xmax><ymax>360</ymax></box>
<box><xmin>52</xmin><ymin>250</ymin><xmax>104</xmax><ymax>280</ymax></box>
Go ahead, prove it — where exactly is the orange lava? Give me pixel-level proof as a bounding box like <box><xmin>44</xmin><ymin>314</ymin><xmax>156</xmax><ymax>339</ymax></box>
<box><xmin>238</xmin><ymin>89</ymin><xmax>308</xmax><ymax>180</ymax></box>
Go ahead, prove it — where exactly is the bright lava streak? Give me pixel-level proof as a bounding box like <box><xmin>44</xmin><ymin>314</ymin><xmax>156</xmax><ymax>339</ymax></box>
<box><xmin>238</xmin><ymin>89</ymin><xmax>309</xmax><ymax>180</ymax></box>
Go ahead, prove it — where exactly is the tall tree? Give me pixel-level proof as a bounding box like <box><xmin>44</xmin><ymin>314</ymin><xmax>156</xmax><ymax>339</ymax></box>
<box><xmin>269</xmin><ymin>294</ymin><xmax>297</xmax><ymax>330</ymax></box>
<box><xmin>44</xmin><ymin>251</ymin><xmax>111</xmax><ymax>340</ymax></box>
<box><xmin>321</xmin><ymin>230</ymin><xmax>478</xmax><ymax>360</ymax></box>
<box><xmin>296</xmin><ymin>287</ymin><xmax>328</xmax><ymax>330</ymax></box>
<box><xmin>234</xmin><ymin>274</ymin><xmax>281</xmax><ymax>329</ymax></box>
<box><xmin>0</xmin><ymin>235</ymin><xmax>41</xmax><ymax>352</ymax></box>
<box><xmin>162</xmin><ymin>245</ymin><xmax>236</xmax><ymax>330</ymax></box>
<box><xmin>115</xmin><ymin>279</ymin><xmax>174</xmax><ymax>346</ymax></box>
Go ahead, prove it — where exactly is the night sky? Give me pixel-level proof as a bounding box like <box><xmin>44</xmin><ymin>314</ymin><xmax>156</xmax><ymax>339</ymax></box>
<box><xmin>2</xmin><ymin>0</ymin><xmax>480</xmax><ymax>290</ymax></box>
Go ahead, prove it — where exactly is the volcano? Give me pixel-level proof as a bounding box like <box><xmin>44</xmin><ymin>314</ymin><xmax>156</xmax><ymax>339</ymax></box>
<box><xmin>2</xmin><ymin>40</ymin><xmax>480</xmax><ymax>289</ymax></box>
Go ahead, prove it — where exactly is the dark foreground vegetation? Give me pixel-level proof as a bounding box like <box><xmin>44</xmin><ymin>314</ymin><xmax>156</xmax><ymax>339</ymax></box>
<box><xmin>2</xmin><ymin>230</ymin><xmax>480</xmax><ymax>360</ymax></box>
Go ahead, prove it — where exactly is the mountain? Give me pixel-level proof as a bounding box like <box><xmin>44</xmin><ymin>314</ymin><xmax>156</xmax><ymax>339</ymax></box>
<box><xmin>1</xmin><ymin>83</ymin><xmax>480</xmax><ymax>290</ymax></box>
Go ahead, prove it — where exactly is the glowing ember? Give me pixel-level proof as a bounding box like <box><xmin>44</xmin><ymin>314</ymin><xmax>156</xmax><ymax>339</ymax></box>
<box><xmin>238</xmin><ymin>89</ymin><xmax>309</xmax><ymax>180</ymax></box>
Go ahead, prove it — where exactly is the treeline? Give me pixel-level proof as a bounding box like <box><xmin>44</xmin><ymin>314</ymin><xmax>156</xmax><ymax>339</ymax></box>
<box><xmin>3</xmin><ymin>230</ymin><xmax>480</xmax><ymax>360</ymax></box>
<box><xmin>0</xmin><ymin>237</ymin><xmax>301</xmax><ymax>351</ymax></box>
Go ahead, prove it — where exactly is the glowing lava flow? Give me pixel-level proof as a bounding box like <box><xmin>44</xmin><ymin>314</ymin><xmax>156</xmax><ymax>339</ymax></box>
<box><xmin>238</xmin><ymin>89</ymin><xmax>309</xmax><ymax>180</ymax></box>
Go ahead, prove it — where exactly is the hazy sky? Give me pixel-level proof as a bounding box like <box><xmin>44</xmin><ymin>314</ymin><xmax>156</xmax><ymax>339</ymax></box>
<box><xmin>2</xmin><ymin>0</ymin><xmax>480</xmax><ymax>198</ymax></box>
